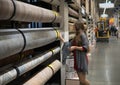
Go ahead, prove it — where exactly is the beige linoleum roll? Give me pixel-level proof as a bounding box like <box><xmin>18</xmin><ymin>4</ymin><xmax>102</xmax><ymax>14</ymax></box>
<box><xmin>48</xmin><ymin>60</ymin><xmax>61</xmax><ymax>73</ymax></box>
<box><xmin>69</xmin><ymin>4</ymin><xmax>79</xmax><ymax>11</ymax></box>
<box><xmin>24</xmin><ymin>60</ymin><xmax>62</xmax><ymax>85</ymax></box>
<box><xmin>68</xmin><ymin>7</ymin><xmax>79</xmax><ymax>18</ymax></box>
<box><xmin>69</xmin><ymin>23</ymin><xmax>75</xmax><ymax>33</ymax></box>
<box><xmin>25</xmin><ymin>67</ymin><xmax>53</xmax><ymax>85</ymax></box>
<box><xmin>0</xmin><ymin>0</ymin><xmax>61</xmax><ymax>23</ymax></box>
<box><xmin>0</xmin><ymin>0</ymin><xmax>14</xmax><ymax>20</ymax></box>
<box><xmin>69</xmin><ymin>17</ymin><xmax>78</xmax><ymax>23</ymax></box>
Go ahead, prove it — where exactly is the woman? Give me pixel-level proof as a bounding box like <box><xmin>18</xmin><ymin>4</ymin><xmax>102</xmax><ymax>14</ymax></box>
<box><xmin>59</xmin><ymin>21</ymin><xmax>90</xmax><ymax>85</ymax></box>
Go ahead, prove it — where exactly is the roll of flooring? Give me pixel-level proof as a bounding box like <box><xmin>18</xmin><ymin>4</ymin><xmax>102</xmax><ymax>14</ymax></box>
<box><xmin>68</xmin><ymin>7</ymin><xmax>79</xmax><ymax>18</ymax></box>
<box><xmin>69</xmin><ymin>23</ymin><xmax>75</xmax><ymax>33</ymax></box>
<box><xmin>0</xmin><ymin>28</ymin><xmax>59</xmax><ymax>60</ymax></box>
<box><xmin>0</xmin><ymin>0</ymin><xmax>61</xmax><ymax>23</ymax></box>
<box><xmin>69</xmin><ymin>17</ymin><xmax>78</xmax><ymax>23</ymax></box>
<box><xmin>23</xmin><ymin>60</ymin><xmax>62</xmax><ymax>85</ymax></box>
<box><xmin>0</xmin><ymin>69</ymin><xmax>17</xmax><ymax>85</ymax></box>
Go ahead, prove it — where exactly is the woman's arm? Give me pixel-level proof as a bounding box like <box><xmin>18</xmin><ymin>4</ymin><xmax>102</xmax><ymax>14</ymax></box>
<box><xmin>58</xmin><ymin>32</ymin><xmax>65</xmax><ymax>43</ymax></box>
<box><xmin>59</xmin><ymin>32</ymin><xmax>88</xmax><ymax>52</ymax></box>
<box><xmin>75</xmin><ymin>46</ymin><xmax>84</xmax><ymax>51</ymax></box>
<box><xmin>69</xmin><ymin>46</ymin><xmax>83</xmax><ymax>51</ymax></box>
<box><xmin>80</xmin><ymin>33</ymin><xmax>89</xmax><ymax>52</ymax></box>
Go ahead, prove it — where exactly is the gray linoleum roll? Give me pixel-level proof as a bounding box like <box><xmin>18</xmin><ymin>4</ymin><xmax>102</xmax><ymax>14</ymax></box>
<box><xmin>23</xmin><ymin>60</ymin><xmax>62</xmax><ymax>85</ymax></box>
<box><xmin>0</xmin><ymin>0</ymin><xmax>61</xmax><ymax>23</ymax></box>
<box><xmin>0</xmin><ymin>28</ymin><xmax>58</xmax><ymax>60</ymax></box>
<box><xmin>0</xmin><ymin>47</ymin><xmax>60</xmax><ymax>85</ymax></box>
<box><xmin>0</xmin><ymin>69</ymin><xmax>17</xmax><ymax>85</ymax></box>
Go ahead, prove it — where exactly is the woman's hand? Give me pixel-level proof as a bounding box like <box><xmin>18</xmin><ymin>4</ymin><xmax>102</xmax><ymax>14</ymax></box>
<box><xmin>69</xmin><ymin>46</ymin><xmax>77</xmax><ymax>51</ymax></box>
<box><xmin>58</xmin><ymin>32</ymin><xmax>65</xmax><ymax>43</ymax></box>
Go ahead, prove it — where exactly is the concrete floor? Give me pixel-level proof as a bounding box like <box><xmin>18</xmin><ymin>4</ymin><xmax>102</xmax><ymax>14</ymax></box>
<box><xmin>87</xmin><ymin>37</ymin><xmax>120</xmax><ymax>85</ymax></box>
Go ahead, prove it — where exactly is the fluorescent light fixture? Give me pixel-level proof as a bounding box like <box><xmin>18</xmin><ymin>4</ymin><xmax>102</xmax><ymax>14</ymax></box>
<box><xmin>99</xmin><ymin>1</ymin><xmax>114</xmax><ymax>8</ymax></box>
<box><xmin>101</xmin><ymin>14</ymin><xmax>108</xmax><ymax>17</ymax></box>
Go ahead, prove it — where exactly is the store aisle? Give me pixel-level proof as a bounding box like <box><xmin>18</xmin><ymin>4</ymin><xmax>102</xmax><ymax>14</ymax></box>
<box><xmin>88</xmin><ymin>37</ymin><xmax>120</xmax><ymax>85</ymax></box>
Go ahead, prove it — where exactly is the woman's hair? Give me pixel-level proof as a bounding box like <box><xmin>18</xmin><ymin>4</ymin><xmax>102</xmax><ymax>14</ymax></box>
<box><xmin>74</xmin><ymin>21</ymin><xmax>85</xmax><ymax>35</ymax></box>
<box><xmin>73</xmin><ymin>21</ymin><xmax>85</xmax><ymax>45</ymax></box>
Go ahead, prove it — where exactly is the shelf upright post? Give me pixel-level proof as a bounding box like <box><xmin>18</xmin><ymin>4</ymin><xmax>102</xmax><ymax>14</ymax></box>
<box><xmin>60</xmin><ymin>0</ymin><xmax>69</xmax><ymax>85</ymax></box>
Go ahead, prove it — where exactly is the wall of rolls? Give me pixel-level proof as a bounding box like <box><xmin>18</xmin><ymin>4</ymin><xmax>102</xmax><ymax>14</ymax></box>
<box><xmin>0</xmin><ymin>0</ymin><xmax>63</xmax><ymax>85</ymax></box>
<box><xmin>0</xmin><ymin>0</ymin><xmax>97</xmax><ymax>85</ymax></box>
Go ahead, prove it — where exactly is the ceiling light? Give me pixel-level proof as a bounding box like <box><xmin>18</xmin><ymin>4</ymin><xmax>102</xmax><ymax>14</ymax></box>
<box><xmin>101</xmin><ymin>14</ymin><xmax>108</xmax><ymax>18</ymax></box>
<box><xmin>99</xmin><ymin>2</ymin><xmax>114</xmax><ymax>8</ymax></box>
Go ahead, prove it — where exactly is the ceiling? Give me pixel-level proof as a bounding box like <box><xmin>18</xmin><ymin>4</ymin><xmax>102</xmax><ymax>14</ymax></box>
<box><xmin>96</xmin><ymin>0</ymin><xmax>120</xmax><ymax>17</ymax></box>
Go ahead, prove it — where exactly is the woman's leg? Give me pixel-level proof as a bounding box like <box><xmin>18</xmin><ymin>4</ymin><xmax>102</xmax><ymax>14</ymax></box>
<box><xmin>77</xmin><ymin>72</ymin><xmax>90</xmax><ymax>85</ymax></box>
<box><xmin>116</xmin><ymin>31</ymin><xmax>119</xmax><ymax>39</ymax></box>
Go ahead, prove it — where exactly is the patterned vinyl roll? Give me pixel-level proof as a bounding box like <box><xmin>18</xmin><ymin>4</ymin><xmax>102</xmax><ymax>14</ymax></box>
<box><xmin>0</xmin><ymin>0</ymin><xmax>61</xmax><ymax>23</ymax></box>
<box><xmin>0</xmin><ymin>69</ymin><xmax>17</xmax><ymax>85</ymax></box>
<box><xmin>0</xmin><ymin>28</ymin><xmax>58</xmax><ymax>60</ymax></box>
<box><xmin>23</xmin><ymin>60</ymin><xmax>62</xmax><ymax>85</ymax></box>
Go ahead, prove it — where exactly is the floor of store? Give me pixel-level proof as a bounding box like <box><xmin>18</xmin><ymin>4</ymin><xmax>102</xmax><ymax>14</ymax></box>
<box><xmin>88</xmin><ymin>37</ymin><xmax>120</xmax><ymax>85</ymax></box>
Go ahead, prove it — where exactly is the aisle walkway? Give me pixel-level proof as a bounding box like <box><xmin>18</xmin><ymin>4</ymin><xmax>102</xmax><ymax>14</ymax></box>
<box><xmin>88</xmin><ymin>37</ymin><xmax>120</xmax><ymax>85</ymax></box>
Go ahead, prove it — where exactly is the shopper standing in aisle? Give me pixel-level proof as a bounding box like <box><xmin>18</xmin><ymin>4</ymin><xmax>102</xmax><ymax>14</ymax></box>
<box><xmin>59</xmin><ymin>21</ymin><xmax>90</xmax><ymax>85</ymax></box>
